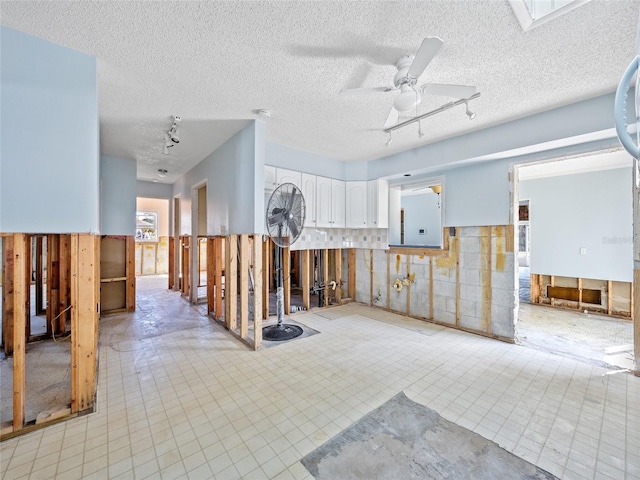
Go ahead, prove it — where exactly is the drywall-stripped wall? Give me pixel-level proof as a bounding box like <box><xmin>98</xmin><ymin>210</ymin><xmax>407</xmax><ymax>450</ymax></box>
<box><xmin>101</xmin><ymin>156</ymin><xmax>136</xmax><ymax>235</ymax></box>
<box><xmin>401</xmin><ymin>192</ymin><xmax>441</xmax><ymax>246</ymax></box>
<box><xmin>172</xmin><ymin>121</ymin><xmax>265</xmax><ymax>235</ymax></box>
<box><xmin>0</xmin><ymin>26</ymin><xmax>99</xmax><ymax>233</ymax></box>
<box><xmin>520</xmin><ymin>167</ymin><xmax>632</xmax><ymax>282</ymax></box>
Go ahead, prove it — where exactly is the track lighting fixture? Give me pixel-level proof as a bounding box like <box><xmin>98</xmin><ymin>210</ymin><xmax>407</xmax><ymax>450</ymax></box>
<box><xmin>385</xmin><ymin>132</ymin><xmax>393</xmax><ymax>148</ymax></box>
<box><xmin>382</xmin><ymin>92</ymin><xmax>480</xmax><ymax>145</ymax></box>
<box><xmin>163</xmin><ymin>133</ymin><xmax>174</xmax><ymax>155</ymax></box>
<box><xmin>464</xmin><ymin>101</ymin><xmax>476</xmax><ymax>120</ymax></box>
<box><xmin>168</xmin><ymin>115</ymin><xmax>181</xmax><ymax>143</ymax></box>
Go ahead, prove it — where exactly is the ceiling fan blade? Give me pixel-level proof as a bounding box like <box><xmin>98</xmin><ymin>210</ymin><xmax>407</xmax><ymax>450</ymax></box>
<box><xmin>287</xmin><ymin>218</ymin><xmax>299</xmax><ymax>238</ymax></box>
<box><xmin>407</xmin><ymin>37</ymin><xmax>444</xmax><ymax>79</ymax></box>
<box><xmin>340</xmin><ymin>86</ymin><xmax>396</xmax><ymax>96</ymax></box>
<box><xmin>384</xmin><ymin>106</ymin><xmax>399</xmax><ymax>128</ymax></box>
<box><xmin>421</xmin><ymin>83</ymin><xmax>476</xmax><ymax>99</ymax></box>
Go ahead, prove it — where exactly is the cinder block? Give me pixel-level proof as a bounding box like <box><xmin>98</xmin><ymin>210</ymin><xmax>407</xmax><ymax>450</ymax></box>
<box><xmin>460</xmin><ymin>314</ymin><xmax>482</xmax><ymax>331</ymax></box>
<box><xmin>460</xmin><ymin>236</ymin><xmax>481</xmax><ymax>253</ymax></box>
<box><xmin>410</xmin><ymin>292</ymin><xmax>430</xmax><ymax>318</ymax></box>
<box><xmin>461</xmin><ymin>253</ymin><xmax>482</xmax><ymax>270</ymax></box>
<box><xmin>434</xmin><ymin>295</ymin><xmax>448</xmax><ymax>311</ymax></box>
<box><xmin>411</xmin><ymin>254</ymin><xmax>430</xmax><ymax>266</ymax></box>
<box><xmin>446</xmin><ymin>297</ymin><xmax>457</xmax><ymax>314</ymax></box>
<box><xmin>459</xmin><ymin>298</ymin><xmax>476</xmax><ymax>317</ymax></box>
<box><xmin>460</xmin><ymin>284</ymin><xmax>481</xmax><ymax>302</ymax></box>
<box><xmin>492</xmin><ymin>288</ymin><xmax>517</xmax><ymax>308</ymax></box>
<box><xmin>433</xmin><ymin>309</ymin><xmax>455</xmax><ymax>325</ymax></box>
<box><xmin>433</xmin><ymin>280</ymin><xmax>456</xmax><ymax>298</ymax></box>
<box><xmin>389</xmin><ymin>289</ymin><xmax>407</xmax><ymax>313</ymax></box>
<box><xmin>491</xmin><ymin>305</ymin><xmax>515</xmax><ymax>338</ymax></box>
<box><xmin>460</xmin><ymin>226</ymin><xmax>482</xmax><ymax>237</ymax></box>
<box><xmin>460</xmin><ymin>268</ymin><xmax>480</xmax><ymax>286</ymax></box>
<box><xmin>492</xmin><ymin>269</ymin><xmax>515</xmax><ymax>290</ymax></box>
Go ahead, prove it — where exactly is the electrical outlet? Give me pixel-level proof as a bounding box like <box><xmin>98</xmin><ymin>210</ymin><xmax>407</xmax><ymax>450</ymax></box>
<box><xmin>580</xmin><ymin>247</ymin><xmax>587</xmax><ymax>255</ymax></box>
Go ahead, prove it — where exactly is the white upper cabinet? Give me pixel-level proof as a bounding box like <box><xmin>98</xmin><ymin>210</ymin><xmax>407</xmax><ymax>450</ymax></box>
<box><xmin>346</xmin><ymin>181</ymin><xmax>367</xmax><ymax>228</ymax></box>
<box><xmin>367</xmin><ymin>179</ymin><xmax>389</xmax><ymax>228</ymax></box>
<box><xmin>265</xmin><ymin>165</ymin><xmax>277</xmax><ymax>192</ymax></box>
<box><xmin>316</xmin><ymin>176</ymin><xmax>333</xmax><ymax>228</ymax></box>
<box><xmin>331</xmin><ymin>179</ymin><xmax>346</xmax><ymax>228</ymax></box>
<box><xmin>300</xmin><ymin>173</ymin><xmax>316</xmax><ymax>228</ymax></box>
<box><xmin>276</xmin><ymin>168</ymin><xmax>301</xmax><ymax>190</ymax></box>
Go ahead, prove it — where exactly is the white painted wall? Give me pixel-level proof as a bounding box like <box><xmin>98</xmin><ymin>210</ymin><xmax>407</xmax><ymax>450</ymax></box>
<box><xmin>0</xmin><ymin>26</ymin><xmax>99</xmax><ymax>233</ymax></box>
<box><xmin>388</xmin><ymin>187</ymin><xmax>402</xmax><ymax>245</ymax></box>
<box><xmin>101</xmin><ymin>156</ymin><xmax>137</xmax><ymax>235</ymax></box>
<box><xmin>401</xmin><ymin>192</ymin><xmax>441</xmax><ymax>246</ymax></box>
<box><xmin>520</xmin><ymin>167</ymin><xmax>632</xmax><ymax>282</ymax></box>
<box><xmin>172</xmin><ymin>121</ymin><xmax>265</xmax><ymax>235</ymax></box>
<box><xmin>266</xmin><ymin>142</ymin><xmax>346</xmax><ymax>179</ymax></box>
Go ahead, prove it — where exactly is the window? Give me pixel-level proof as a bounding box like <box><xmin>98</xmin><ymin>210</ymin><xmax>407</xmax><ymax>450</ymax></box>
<box><xmin>136</xmin><ymin>211</ymin><xmax>158</xmax><ymax>241</ymax></box>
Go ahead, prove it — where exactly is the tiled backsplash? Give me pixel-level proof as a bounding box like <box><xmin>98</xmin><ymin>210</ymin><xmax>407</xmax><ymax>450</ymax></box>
<box><xmin>291</xmin><ymin>227</ymin><xmax>388</xmax><ymax>251</ymax></box>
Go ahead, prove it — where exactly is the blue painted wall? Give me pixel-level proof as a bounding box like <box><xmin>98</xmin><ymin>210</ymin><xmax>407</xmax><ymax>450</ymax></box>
<box><xmin>101</xmin><ymin>156</ymin><xmax>136</xmax><ymax>235</ymax></box>
<box><xmin>0</xmin><ymin>26</ymin><xmax>99</xmax><ymax>233</ymax></box>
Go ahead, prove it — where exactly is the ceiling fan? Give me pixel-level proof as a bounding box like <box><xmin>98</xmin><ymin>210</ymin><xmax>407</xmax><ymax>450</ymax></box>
<box><xmin>340</xmin><ymin>37</ymin><xmax>477</xmax><ymax>128</ymax></box>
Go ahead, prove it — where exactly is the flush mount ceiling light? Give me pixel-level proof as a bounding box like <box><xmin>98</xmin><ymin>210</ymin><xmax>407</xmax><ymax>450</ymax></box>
<box><xmin>157</xmin><ymin>169</ymin><xmax>168</xmax><ymax>178</ymax></box>
<box><xmin>258</xmin><ymin>109</ymin><xmax>271</xmax><ymax>120</ymax></box>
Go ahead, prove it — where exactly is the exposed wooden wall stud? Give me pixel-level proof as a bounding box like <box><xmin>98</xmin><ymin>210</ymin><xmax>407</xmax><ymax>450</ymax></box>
<box><xmin>225</xmin><ymin>235</ymin><xmax>238</xmax><ymax>331</ymax></box>
<box><xmin>13</xmin><ymin>234</ymin><xmax>27</xmax><ymax>431</ymax></box>
<box><xmin>240</xmin><ymin>234</ymin><xmax>249</xmax><ymax>339</ymax></box>
<box><xmin>253</xmin><ymin>236</ymin><xmax>263</xmax><ymax>350</ymax></box>
<box><xmin>301</xmin><ymin>250</ymin><xmax>310</xmax><ymax>310</ymax></box>
<box><xmin>335</xmin><ymin>249</ymin><xmax>342</xmax><ymax>303</ymax></box>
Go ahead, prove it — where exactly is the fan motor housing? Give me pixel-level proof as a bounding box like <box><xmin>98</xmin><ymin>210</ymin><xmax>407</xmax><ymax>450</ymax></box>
<box><xmin>394</xmin><ymin>56</ymin><xmax>417</xmax><ymax>87</ymax></box>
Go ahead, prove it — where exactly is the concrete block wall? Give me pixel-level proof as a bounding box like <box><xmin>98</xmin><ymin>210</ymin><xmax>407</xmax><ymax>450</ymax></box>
<box><xmin>353</xmin><ymin>225</ymin><xmax>517</xmax><ymax>342</ymax></box>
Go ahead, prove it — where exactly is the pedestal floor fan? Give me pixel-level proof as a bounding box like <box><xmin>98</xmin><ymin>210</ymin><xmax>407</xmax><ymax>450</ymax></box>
<box><xmin>264</xmin><ymin>182</ymin><xmax>306</xmax><ymax>341</ymax></box>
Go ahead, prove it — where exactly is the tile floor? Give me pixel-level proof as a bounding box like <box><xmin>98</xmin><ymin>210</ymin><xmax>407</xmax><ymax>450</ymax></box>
<box><xmin>0</xmin><ymin>276</ymin><xmax>638</xmax><ymax>480</ymax></box>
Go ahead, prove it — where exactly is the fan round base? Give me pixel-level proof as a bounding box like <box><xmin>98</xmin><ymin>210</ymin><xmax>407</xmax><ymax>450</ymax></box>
<box><xmin>262</xmin><ymin>324</ymin><xmax>303</xmax><ymax>341</ymax></box>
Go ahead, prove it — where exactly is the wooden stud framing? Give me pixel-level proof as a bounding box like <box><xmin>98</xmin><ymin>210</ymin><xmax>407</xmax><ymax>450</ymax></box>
<box><xmin>70</xmin><ymin>234</ymin><xmax>99</xmax><ymax>414</ymax></box>
<box><xmin>429</xmin><ymin>257</ymin><xmax>434</xmax><ymax>319</ymax></box>
<box><xmin>369</xmin><ymin>249</ymin><xmax>373</xmax><ymax>306</ymax></box>
<box><xmin>125</xmin><ymin>236</ymin><xmax>135</xmax><ymax>312</ymax></box>
<box><xmin>262</xmin><ymin>238</ymin><xmax>270</xmax><ymax>319</ymax></box>
<box><xmin>180</xmin><ymin>236</ymin><xmax>190</xmax><ymax>297</ymax></box>
<box><xmin>301</xmin><ymin>250</ymin><xmax>310</xmax><ymax>310</ymax></box>
<box><xmin>58</xmin><ymin>235</ymin><xmax>71</xmax><ymax>330</ymax></box>
<box><xmin>240</xmin><ymin>234</ymin><xmax>249</xmax><ymax>339</ymax></box>
<box><xmin>225</xmin><ymin>235</ymin><xmax>238</xmax><ymax>331</ymax></box>
<box><xmin>35</xmin><ymin>236</ymin><xmax>45</xmax><ymax>316</ymax></box>
<box><xmin>634</xmin><ymin>269</ymin><xmax>640</xmax><ymax>374</ymax></box>
<box><xmin>348</xmin><ymin>249</ymin><xmax>356</xmax><ymax>300</ymax></box>
<box><xmin>578</xmin><ymin>277</ymin><xmax>583</xmax><ymax>311</ymax></box>
<box><xmin>24</xmin><ymin>235</ymin><xmax>31</xmax><ymax>340</ymax></box>
<box><xmin>608</xmin><ymin>280</ymin><xmax>614</xmax><ymax>316</ymax></box>
<box><xmin>530</xmin><ymin>274</ymin><xmax>540</xmax><ymax>304</ymax></box>
<box><xmin>284</xmin><ymin>246</ymin><xmax>291</xmax><ymax>314</ymax></box>
<box><xmin>486</xmin><ymin>228</ymin><xmax>492</xmax><ymax>335</ymax></box>
<box><xmin>252</xmin><ymin>236</ymin><xmax>263</xmax><ymax>350</ymax></box>
<box><xmin>325</xmin><ymin>249</ymin><xmax>330</xmax><ymax>307</ymax></box>
<box><xmin>335</xmin><ymin>249</ymin><xmax>342</xmax><ymax>303</ymax></box>
<box><xmin>455</xmin><ymin>236</ymin><xmax>460</xmax><ymax>327</ymax></box>
<box><xmin>550</xmin><ymin>276</ymin><xmax>555</xmax><ymax>306</ymax></box>
<box><xmin>406</xmin><ymin>256</ymin><xmax>411</xmax><ymax>315</ymax></box>
<box><xmin>207</xmin><ymin>237</ymin><xmax>215</xmax><ymax>315</ymax></box>
<box><xmin>13</xmin><ymin>234</ymin><xmax>27</xmax><ymax>431</ymax></box>
<box><xmin>214</xmin><ymin>237</ymin><xmax>223</xmax><ymax>320</ymax></box>
<box><xmin>386</xmin><ymin>253</ymin><xmax>390</xmax><ymax>309</ymax></box>
<box><xmin>47</xmin><ymin>234</ymin><xmax>60</xmax><ymax>336</ymax></box>
<box><xmin>2</xmin><ymin>236</ymin><xmax>15</xmax><ymax>354</ymax></box>
<box><xmin>168</xmin><ymin>237</ymin><xmax>175</xmax><ymax>290</ymax></box>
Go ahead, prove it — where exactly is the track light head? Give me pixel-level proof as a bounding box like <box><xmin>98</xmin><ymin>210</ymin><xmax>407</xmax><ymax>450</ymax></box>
<box><xmin>464</xmin><ymin>101</ymin><xmax>476</xmax><ymax>120</ymax></box>
<box><xmin>168</xmin><ymin>128</ymin><xmax>180</xmax><ymax>143</ymax></box>
<box><xmin>385</xmin><ymin>132</ymin><xmax>393</xmax><ymax>148</ymax></box>
<box><xmin>418</xmin><ymin>120</ymin><xmax>425</xmax><ymax>138</ymax></box>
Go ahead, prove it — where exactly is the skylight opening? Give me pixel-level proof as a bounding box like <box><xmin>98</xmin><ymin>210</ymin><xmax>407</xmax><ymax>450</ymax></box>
<box><xmin>509</xmin><ymin>0</ymin><xmax>591</xmax><ymax>31</ymax></box>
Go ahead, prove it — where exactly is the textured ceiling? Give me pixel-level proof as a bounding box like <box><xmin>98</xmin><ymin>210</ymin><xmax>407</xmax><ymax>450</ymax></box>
<box><xmin>1</xmin><ymin>0</ymin><xmax>639</xmax><ymax>184</ymax></box>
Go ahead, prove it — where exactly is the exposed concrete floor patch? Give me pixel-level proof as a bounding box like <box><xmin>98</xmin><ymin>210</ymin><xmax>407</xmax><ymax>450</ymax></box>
<box><xmin>302</xmin><ymin>392</ymin><xmax>557</xmax><ymax>480</ymax></box>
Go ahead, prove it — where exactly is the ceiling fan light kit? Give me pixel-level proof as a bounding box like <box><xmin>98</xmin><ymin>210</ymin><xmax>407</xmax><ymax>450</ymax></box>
<box><xmin>340</xmin><ymin>36</ymin><xmax>479</xmax><ymax>144</ymax></box>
